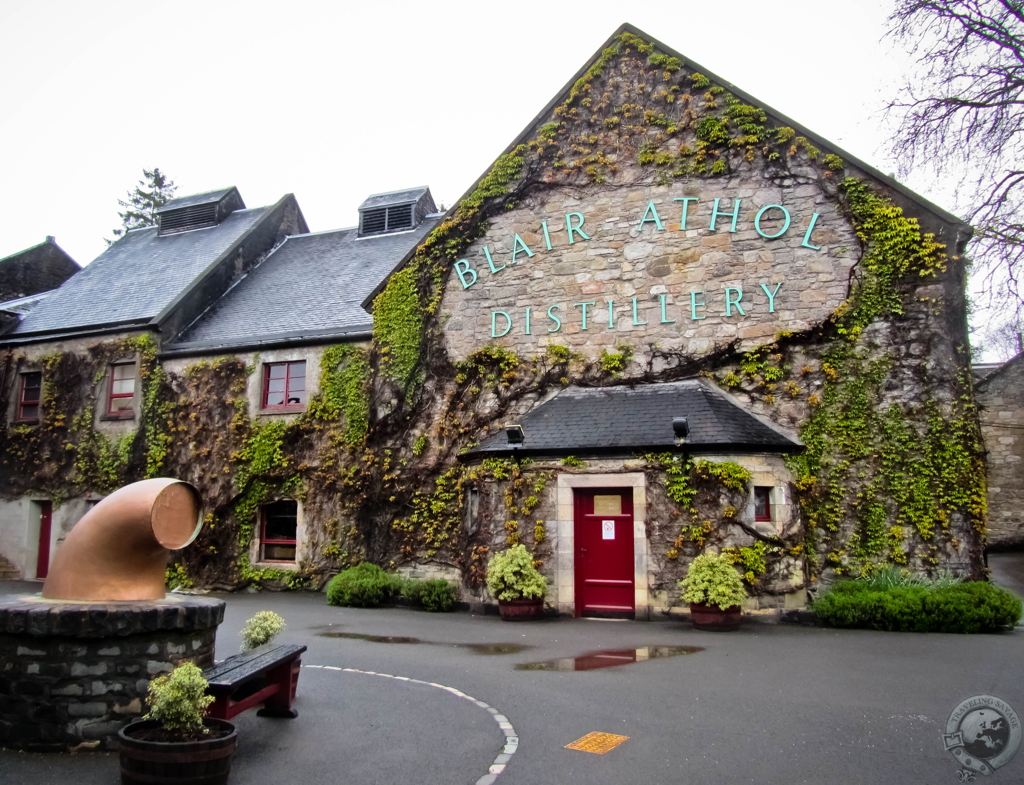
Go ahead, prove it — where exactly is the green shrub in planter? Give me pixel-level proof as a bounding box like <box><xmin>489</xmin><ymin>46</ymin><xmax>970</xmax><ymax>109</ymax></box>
<box><xmin>812</xmin><ymin>579</ymin><xmax>1022</xmax><ymax>633</ymax></box>
<box><xmin>144</xmin><ymin>662</ymin><xmax>215</xmax><ymax>740</ymax></box>
<box><xmin>326</xmin><ymin>562</ymin><xmax>401</xmax><ymax>607</ymax></box>
<box><xmin>486</xmin><ymin>544</ymin><xmax>547</xmax><ymax>601</ymax></box>
<box><xmin>680</xmin><ymin>552</ymin><xmax>747</xmax><ymax>610</ymax></box>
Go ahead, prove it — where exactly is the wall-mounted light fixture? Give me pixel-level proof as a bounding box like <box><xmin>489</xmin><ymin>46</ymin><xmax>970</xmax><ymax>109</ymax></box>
<box><xmin>672</xmin><ymin>417</ymin><xmax>689</xmax><ymax>439</ymax></box>
<box><xmin>506</xmin><ymin>424</ymin><xmax>525</xmax><ymax>446</ymax></box>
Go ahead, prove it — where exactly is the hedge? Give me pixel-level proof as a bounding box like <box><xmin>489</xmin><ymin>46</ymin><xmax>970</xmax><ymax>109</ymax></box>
<box><xmin>326</xmin><ymin>563</ymin><xmax>401</xmax><ymax>607</ymax></box>
<box><xmin>811</xmin><ymin>580</ymin><xmax>1022</xmax><ymax>633</ymax></box>
<box><xmin>325</xmin><ymin>564</ymin><xmax>458</xmax><ymax>612</ymax></box>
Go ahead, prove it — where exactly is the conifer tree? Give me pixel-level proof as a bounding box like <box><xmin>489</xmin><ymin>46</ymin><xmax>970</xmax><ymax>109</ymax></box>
<box><xmin>107</xmin><ymin>168</ymin><xmax>178</xmax><ymax>244</ymax></box>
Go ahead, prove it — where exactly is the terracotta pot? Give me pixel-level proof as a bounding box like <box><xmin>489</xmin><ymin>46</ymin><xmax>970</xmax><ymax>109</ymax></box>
<box><xmin>689</xmin><ymin>602</ymin><xmax>742</xmax><ymax>631</ymax></box>
<box><xmin>498</xmin><ymin>597</ymin><xmax>545</xmax><ymax>621</ymax></box>
<box><xmin>118</xmin><ymin>718</ymin><xmax>237</xmax><ymax>785</ymax></box>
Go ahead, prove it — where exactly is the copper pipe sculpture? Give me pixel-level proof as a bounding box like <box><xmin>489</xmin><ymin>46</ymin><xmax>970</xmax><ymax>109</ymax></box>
<box><xmin>42</xmin><ymin>478</ymin><xmax>203</xmax><ymax>601</ymax></box>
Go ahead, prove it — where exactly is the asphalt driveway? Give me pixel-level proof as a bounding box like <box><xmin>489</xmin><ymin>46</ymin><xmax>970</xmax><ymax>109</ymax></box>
<box><xmin>1</xmin><ymin>554</ymin><xmax>1022</xmax><ymax>785</ymax></box>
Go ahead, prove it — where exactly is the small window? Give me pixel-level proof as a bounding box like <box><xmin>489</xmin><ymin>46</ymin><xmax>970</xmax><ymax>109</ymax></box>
<box><xmin>261</xmin><ymin>500</ymin><xmax>297</xmax><ymax>562</ymax></box>
<box><xmin>108</xmin><ymin>363</ymin><xmax>136</xmax><ymax>416</ymax></box>
<box><xmin>753</xmin><ymin>486</ymin><xmax>772</xmax><ymax>522</ymax></box>
<box><xmin>17</xmin><ymin>372</ymin><xmax>42</xmax><ymax>421</ymax></box>
<box><xmin>263</xmin><ymin>361</ymin><xmax>307</xmax><ymax>409</ymax></box>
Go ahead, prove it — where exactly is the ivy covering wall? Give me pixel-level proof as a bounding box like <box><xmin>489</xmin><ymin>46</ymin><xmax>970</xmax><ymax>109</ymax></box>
<box><xmin>0</xmin><ymin>30</ymin><xmax>985</xmax><ymax>594</ymax></box>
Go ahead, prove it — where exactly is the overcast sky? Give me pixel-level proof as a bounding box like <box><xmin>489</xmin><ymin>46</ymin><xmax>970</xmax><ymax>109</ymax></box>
<box><xmin>0</xmin><ymin>0</ymin><xmax>918</xmax><ymax>269</ymax></box>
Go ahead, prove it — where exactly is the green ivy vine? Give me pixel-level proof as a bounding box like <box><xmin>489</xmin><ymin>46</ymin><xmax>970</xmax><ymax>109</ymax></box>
<box><xmin>309</xmin><ymin>344</ymin><xmax>370</xmax><ymax>446</ymax></box>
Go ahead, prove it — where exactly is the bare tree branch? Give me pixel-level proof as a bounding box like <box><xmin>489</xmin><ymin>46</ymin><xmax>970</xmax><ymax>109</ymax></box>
<box><xmin>885</xmin><ymin>1</ymin><xmax>1024</xmax><ymax>314</ymax></box>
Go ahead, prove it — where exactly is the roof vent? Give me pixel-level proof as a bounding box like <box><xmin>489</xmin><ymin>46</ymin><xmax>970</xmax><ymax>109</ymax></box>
<box><xmin>358</xmin><ymin>186</ymin><xmax>436</xmax><ymax>237</ymax></box>
<box><xmin>156</xmin><ymin>187</ymin><xmax>245</xmax><ymax>236</ymax></box>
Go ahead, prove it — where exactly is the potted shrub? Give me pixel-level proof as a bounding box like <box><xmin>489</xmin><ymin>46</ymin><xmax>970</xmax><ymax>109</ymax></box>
<box><xmin>240</xmin><ymin>610</ymin><xmax>286</xmax><ymax>652</ymax></box>
<box><xmin>119</xmin><ymin>662</ymin><xmax>237</xmax><ymax>785</ymax></box>
<box><xmin>680</xmin><ymin>552</ymin><xmax>747</xmax><ymax>631</ymax></box>
<box><xmin>487</xmin><ymin>544</ymin><xmax>548</xmax><ymax>620</ymax></box>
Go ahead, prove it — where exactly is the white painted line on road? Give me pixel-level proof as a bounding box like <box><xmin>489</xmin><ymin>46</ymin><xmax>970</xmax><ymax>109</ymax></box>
<box><xmin>303</xmin><ymin>664</ymin><xmax>519</xmax><ymax>785</ymax></box>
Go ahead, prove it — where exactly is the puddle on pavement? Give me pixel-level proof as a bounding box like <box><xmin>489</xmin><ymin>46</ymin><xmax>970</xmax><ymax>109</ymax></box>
<box><xmin>456</xmin><ymin>642</ymin><xmax>532</xmax><ymax>655</ymax></box>
<box><xmin>515</xmin><ymin>646</ymin><xmax>703</xmax><ymax>672</ymax></box>
<box><xmin>315</xmin><ymin>628</ymin><xmax>532</xmax><ymax>655</ymax></box>
<box><xmin>317</xmin><ymin>632</ymin><xmax>421</xmax><ymax>644</ymax></box>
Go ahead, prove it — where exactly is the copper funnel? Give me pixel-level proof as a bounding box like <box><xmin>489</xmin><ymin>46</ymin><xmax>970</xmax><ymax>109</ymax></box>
<box><xmin>42</xmin><ymin>478</ymin><xmax>203</xmax><ymax>601</ymax></box>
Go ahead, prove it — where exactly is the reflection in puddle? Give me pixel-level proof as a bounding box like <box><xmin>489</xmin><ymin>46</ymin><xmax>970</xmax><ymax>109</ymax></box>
<box><xmin>458</xmin><ymin>642</ymin><xmax>533</xmax><ymax>655</ymax></box>
<box><xmin>315</xmin><ymin>628</ymin><xmax>532</xmax><ymax>655</ymax></box>
<box><xmin>515</xmin><ymin>646</ymin><xmax>703</xmax><ymax>671</ymax></box>
<box><xmin>317</xmin><ymin>632</ymin><xmax>421</xmax><ymax>644</ymax></box>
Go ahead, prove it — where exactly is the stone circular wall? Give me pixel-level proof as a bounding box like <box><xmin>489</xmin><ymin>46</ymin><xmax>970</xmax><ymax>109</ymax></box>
<box><xmin>0</xmin><ymin>594</ymin><xmax>224</xmax><ymax>751</ymax></box>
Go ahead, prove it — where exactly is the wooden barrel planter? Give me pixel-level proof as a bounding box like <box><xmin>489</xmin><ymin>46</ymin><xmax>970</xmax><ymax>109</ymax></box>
<box><xmin>118</xmin><ymin>719</ymin><xmax>237</xmax><ymax>785</ymax></box>
<box><xmin>689</xmin><ymin>602</ymin><xmax>742</xmax><ymax>632</ymax></box>
<box><xmin>498</xmin><ymin>597</ymin><xmax>545</xmax><ymax>621</ymax></box>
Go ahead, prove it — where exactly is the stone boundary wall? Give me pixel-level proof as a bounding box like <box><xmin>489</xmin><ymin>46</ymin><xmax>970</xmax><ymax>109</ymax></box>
<box><xmin>0</xmin><ymin>594</ymin><xmax>224</xmax><ymax>751</ymax></box>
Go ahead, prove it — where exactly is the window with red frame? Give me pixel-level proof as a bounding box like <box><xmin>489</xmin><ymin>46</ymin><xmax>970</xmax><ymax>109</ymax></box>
<box><xmin>753</xmin><ymin>486</ymin><xmax>772</xmax><ymax>522</ymax></box>
<box><xmin>263</xmin><ymin>361</ymin><xmax>306</xmax><ymax>409</ymax></box>
<box><xmin>260</xmin><ymin>500</ymin><xmax>297</xmax><ymax>562</ymax></box>
<box><xmin>108</xmin><ymin>363</ymin><xmax>136</xmax><ymax>416</ymax></box>
<box><xmin>17</xmin><ymin>372</ymin><xmax>41</xmax><ymax>421</ymax></box>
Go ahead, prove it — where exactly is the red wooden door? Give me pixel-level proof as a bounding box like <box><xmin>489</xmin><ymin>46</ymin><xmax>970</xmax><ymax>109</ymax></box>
<box><xmin>574</xmin><ymin>488</ymin><xmax>634</xmax><ymax>618</ymax></box>
<box><xmin>36</xmin><ymin>501</ymin><xmax>52</xmax><ymax>580</ymax></box>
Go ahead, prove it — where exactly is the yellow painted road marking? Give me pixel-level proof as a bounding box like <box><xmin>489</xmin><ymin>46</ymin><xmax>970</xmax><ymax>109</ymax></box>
<box><xmin>565</xmin><ymin>732</ymin><xmax>629</xmax><ymax>754</ymax></box>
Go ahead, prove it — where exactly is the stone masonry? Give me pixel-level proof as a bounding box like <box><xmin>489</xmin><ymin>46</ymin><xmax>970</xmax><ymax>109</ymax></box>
<box><xmin>977</xmin><ymin>356</ymin><xmax>1024</xmax><ymax>549</ymax></box>
<box><xmin>442</xmin><ymin>176</ymin><xmax>860</xmax><ymax>362</ymax></box>
<box><xmin>464</xmin><ymin>455</ymin><xmax>805</xmax><ymax>618</ymax></box>
<box><xmin>0</xmin><ymin>594</ymin><xmax>224</xmax><ymax>751</ymax></box>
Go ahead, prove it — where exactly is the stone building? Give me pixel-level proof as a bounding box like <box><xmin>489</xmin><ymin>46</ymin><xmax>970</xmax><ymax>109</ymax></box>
<box><xmin>0</xmin><ymin>236</ymin><xmax>80</xmax><ymax>334</ymax></box>
<box><xmin>0</xmin><ymin>236</ymin><xmax>79</xmax><ymax>303</ymax></box>
<box><xmin>976</xmin><ymin>354</ymin><xmax>1024</xmax><ymax>549</ymax></box>
<box><xmin>0</xmin><ymin>184</ymin><xmax>440</xmax><ymax>581</ymax></box>
<box><xmin>0</xmin><ymin>24</ymin><xmax>987</xmax><ymax>617</ymax></box>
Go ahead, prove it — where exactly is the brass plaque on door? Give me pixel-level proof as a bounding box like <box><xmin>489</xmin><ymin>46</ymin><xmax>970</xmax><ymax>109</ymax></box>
<box><xmin>593</xmin><ymin>495</ymin><xmax>622</xmax><ymax>515</ymax></box>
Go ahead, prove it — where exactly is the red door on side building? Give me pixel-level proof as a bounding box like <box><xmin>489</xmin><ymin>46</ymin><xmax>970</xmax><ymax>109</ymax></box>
<box><xmin>36</xmin><ymin>501</ymin><xmax>52</xmax><ymax>580</ymax></box>
<box><xmin>574</xmin><ymin>488</ymin><xmax>634</xmax><ymax>618</ymax></box>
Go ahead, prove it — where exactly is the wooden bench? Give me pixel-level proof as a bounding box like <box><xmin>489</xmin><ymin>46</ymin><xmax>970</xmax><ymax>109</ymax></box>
<box><xmin>203</xmin><ymin>643</ymin><xmax>307</xmax><ymax>721</ymax></box>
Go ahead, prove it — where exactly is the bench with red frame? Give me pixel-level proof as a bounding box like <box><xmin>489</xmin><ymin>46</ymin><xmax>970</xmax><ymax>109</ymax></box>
<box><xmin>203</xmin><ymin>643</ymin><xmax>306</xmax><ymax>721</ymax></box>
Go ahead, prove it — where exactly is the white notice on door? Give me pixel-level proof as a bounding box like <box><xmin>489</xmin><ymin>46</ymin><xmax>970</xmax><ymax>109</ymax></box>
<box><xmin>602</xmin><ymin>520</ymin><xmax>615</xmax><ymax>540</ymax></box>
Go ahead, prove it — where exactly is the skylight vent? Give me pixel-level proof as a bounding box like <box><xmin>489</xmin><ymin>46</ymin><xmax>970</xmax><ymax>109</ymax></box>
<box><xmin>156</xmin><ymin>187</ymin><xmax>245</xmax><ymax>236</ymax></box>
<box><xmin>357</xmin><ymin>187</ymin><xmax>435</xmax><ymax>237</ymax></box>
<box><xmin>361</xmin><ymin>204</ymin><xmax>413</xmax><ymax>235</ymax></box>
<box><xmin>159</xmin><ymin>203</ymin><xmax>219</xmax><ymax>234</ymax></box>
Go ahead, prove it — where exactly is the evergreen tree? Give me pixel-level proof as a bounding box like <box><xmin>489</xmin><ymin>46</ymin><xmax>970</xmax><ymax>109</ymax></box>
<box><xmin>107</xmin><ymin>168</ymin><xmax>178</xmax><ymax>244</ymax></box>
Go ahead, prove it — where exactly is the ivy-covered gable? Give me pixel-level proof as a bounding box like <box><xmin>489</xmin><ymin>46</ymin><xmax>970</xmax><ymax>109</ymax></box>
<box><xmin>363</xmin><ymin>24</ymin><xmax>984</xmax><ymax>590</ymax></box>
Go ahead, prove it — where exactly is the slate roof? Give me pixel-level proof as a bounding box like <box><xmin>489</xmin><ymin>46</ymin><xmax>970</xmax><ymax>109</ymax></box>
<box><xmin>462</xmin><ymin>379</ymin><xmax>801</xmax><ymax>459</ymax></box>
<box><xmin>156</xmin><ymin>187</ymin><xmax>237</xmax><ymax>213</ymax></box>
<box><xmin>11</xmin><ymin>206</ymin><xmax>269</xmax><ymax>337</ymax></box>
<box><xmin>359</xmin><ymin>187</ymin><xmax>430</xmax><ymax>210</ymax></box>
<box><xmin>0</xmin><ymin>237</ymin><xmax>80</xmax><ymax>302</ymax></box>
<box><xmin>166</xmin><ymin>215</ymin><xmax>442</xmax><ymax>352</ymax></box>
<box><xmin>0</xmin><ymin>291</ymin><xmax>54</xmax><ymax>316</ymax></box>
<box><xmin>975</xmin><ymin>353</ymin><xmax>1022</xmax><ymax>390</ymax></box>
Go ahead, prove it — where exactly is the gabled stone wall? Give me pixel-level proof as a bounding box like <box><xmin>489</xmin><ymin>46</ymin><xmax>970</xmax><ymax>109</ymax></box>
<box><xmin>443</xmin><ymin>178</ymin><xmax>859</xmax><ymax>363</ymax></box>
<box><xmin>977</xmin><ymin>357</ymin><xmax>1024</xmax><ymax>548</ymax></box>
